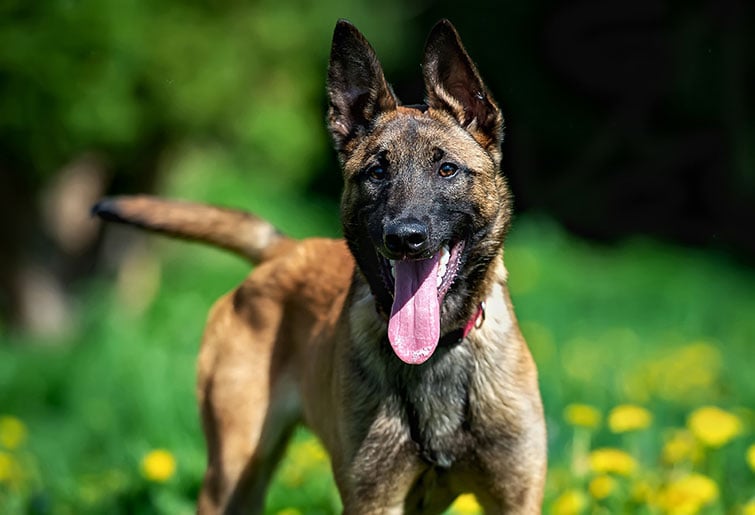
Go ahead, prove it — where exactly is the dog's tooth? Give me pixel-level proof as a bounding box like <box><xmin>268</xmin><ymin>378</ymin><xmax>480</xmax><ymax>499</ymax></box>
<box><xmin>440</xmin><ymin>250</ymin><xmax>450</xmax><ymax>266</ymax></box>
<box><xmin>438</xmin><ymin>263</ymin><xmax>447</xmax><ymax>279</ymax></box>
<box><xmin>390</xmin><ymin>260</ymin><xmax>396</xmax><ymax>278</ymax></box>
<box><xmin>436</xmin><ymin>274</ymin><xmax>443</xmax><ymax>288</ymax></box>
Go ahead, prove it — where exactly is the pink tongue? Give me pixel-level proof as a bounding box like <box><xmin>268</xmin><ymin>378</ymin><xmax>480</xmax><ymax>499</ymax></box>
<box><xmin>388</xmin><ymin>253</ymin><xmax>441</xmax><ymax>364</ymax></box>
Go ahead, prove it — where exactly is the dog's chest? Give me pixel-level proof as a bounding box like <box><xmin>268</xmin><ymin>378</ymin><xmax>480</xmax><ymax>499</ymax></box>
<box><xmin>348</xmin><ymin>282</ymin><xmax>477</xmax><ymax>467</ymax></box>
<box><xmin>393</xmin><ymin>349</ymin><xmax>475</xmax><ymax>467</ymax></box>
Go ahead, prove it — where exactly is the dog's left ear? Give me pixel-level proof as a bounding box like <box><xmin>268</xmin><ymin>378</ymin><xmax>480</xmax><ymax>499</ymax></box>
<box><xmin>423</xmin><ymin>20</ymin><xmax>503</xmax><ymax>164</ymax></box>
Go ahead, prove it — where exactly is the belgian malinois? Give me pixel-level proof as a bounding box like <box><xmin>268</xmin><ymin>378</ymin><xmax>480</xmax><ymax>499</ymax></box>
<box><xmin>94</xmin><ymin>19</ymin><xmax>546</xmax><ymax>514</ymax></box>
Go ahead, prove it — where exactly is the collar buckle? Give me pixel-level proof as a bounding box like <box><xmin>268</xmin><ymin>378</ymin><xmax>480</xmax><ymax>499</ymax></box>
<box><xmin>460</xmin><ymin>302</ymin><xmax>486</xmax><ymax>341</ymax></box>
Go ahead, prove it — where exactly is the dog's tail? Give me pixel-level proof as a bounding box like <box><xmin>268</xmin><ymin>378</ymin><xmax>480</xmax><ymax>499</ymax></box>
<box><xmin>92</xmin><ymin>195</ymin><xmax>294</xmax><ymax>265</ymax></box>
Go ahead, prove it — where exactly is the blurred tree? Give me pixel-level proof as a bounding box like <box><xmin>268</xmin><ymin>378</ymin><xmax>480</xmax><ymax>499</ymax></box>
<box><xmin>0</xmin><ymin>0</ymin><xmax>412</xmax><ymax>334</ymax></box>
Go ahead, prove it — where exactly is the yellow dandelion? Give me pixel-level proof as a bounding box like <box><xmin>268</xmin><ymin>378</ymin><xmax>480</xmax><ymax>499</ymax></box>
<box><xmin>278</xmin><ymin>437</ymin><xmax>330</xmax><ymax>488</ymax></box>
<box><xmin>140</xmin><ymin>449</ymin><xmax>176</xmax><ymax>483</ymax></box>
<box><xmin>665</xmin><ymin>342</ymin><xmax>722</xmax><ymax>395</ymax></box>
<box><xmin>687</xmin><ymin>406</ymin><xmax>742</xmax><ymax>448</ymax></box>
<box><xmin>662</xmin><ymin>429</ymin><xmax>701</xmax><ymax>465</ymax></box>
<box><xmin>0</xmin><ymin>416</ymin><xmax>27</xmax><ymax>450</ymax></box>
<box><xmin>276</xmin><ymin>509</ymin><xmax>303</xmax><ymax>515</ymax></box>
<box><xmin>449</xmin><ymin>493</ymin><xmax>483</xmax><ymax>515</ymax></box>
<box><xmin>588</xmin><ymin>474</ymin><xmax>615</xmax><ymax>500</ymax></box>
<box><xmin>589</xmin><ymin>448</ymin><xmax>637</xmax><ymax>476</ymax></box>
<box><xmin>747</xmin><ymin>444</ymin><xmax>755</xmax><ymax>473</ymax></box>
<box><xmin>278</xmin><ymin>463</ymin><xmax>304</xmax><ymax>489</ymax></box>
<box><xmin>289</xmin><ymin>438</ymin><xmax>328</xmax><ymax>467</ymax></box>
<box><xmin>551</xmin><ymin>489</ymin><xmax>587</xmax><ymax>515</ymax></box>
<box><xmin>656</xmin><ymin>473</ymin><xmax>718</xmax><ymax>514</ymax></box>
<box><xmin>608</xmin><ymin>404</ymin><xmax>652</xmax><ymax>433</ymax></box>
<box><xmin>630</xmin><ymin>342</ymin><xmax>721</xmax><ymax>404</ymax></box>
<box><xmin>0</xmin><ymin>451</ymin><xmax>18</xmax><ymax>483</ymax></box>
<box><xmin>564</xmin><ymin>404</ymin><xmax>601</xmax><ymax>430</ymax></box>
<box><xmin>743</xmin><ymin>499</ymin><xmax>755</xmax><ymax>515</ymax></box>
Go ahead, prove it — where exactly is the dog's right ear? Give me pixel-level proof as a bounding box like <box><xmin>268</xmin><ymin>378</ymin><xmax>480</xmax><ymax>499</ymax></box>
<box><xmin>327</xmin><ymin>20</ymin><xmax>397</xmax><ymax>154</ymax></box>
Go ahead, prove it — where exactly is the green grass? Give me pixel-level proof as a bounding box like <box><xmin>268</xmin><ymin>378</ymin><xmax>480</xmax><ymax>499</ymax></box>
<box><xmin>1</xmin><ymin>155</ymin><xmax>754</xmax><ymax>513</ymax></box>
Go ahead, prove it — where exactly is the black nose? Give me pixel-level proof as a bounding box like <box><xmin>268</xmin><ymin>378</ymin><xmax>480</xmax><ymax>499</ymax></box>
<box><xmin>383</xmin><ymin>218</ymin><xmax>430</xmax><ymax>258</ymax></box>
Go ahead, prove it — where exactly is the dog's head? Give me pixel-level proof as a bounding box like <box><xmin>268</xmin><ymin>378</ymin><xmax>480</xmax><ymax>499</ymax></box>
<box><xmin>328</xmin><ymin>20</ymin><xmax>511</xmax><ymax>365</ymax></box>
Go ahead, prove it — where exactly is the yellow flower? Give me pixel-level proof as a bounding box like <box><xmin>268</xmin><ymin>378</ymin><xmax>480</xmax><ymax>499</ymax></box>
<box><xmin>608</xmin><ymin>404</ymin><xmax>652</xmax><ymax>433</ymax></box>
<box><xmin>589</xmin><ymin>448</ymin><xmax>637</xmax><ymax>476</ymax></box>
<box><xmin>551</xmin><ymin>489</ymin><xmax>587</xmax><ymax>515</ymax></box>
<box><xmin>687</xmin><ymin>406</ymin><xmax>742</xmax><ymax>448</ymax></box>
<box><xmin>662</xmin><ymin>429</ymin><xmax>701</xmax><ymax>465</ymax></box>
<box><xmin>0</xmin><ymin>451</ymin><xmax>19</xmax><ymax>483</ymax></box>
<box><xmin>449</xmin><ymin>493</ymin><xmax>483</xmax><ymax>515</ymax></box>
<box><xmin>743</xmin><ymin>499</ymin><xmax>755</xmax><ymax>515</ymax></box>
<box><xmin>624</xmin><ymin>342</ymin><xmax>721</xmax><ymax>403</ymax></box>
<box><xmin>564</xmin><ymin>404</ymin><xmax>601</xmax><ymax>430</ymax></box>
<box><xmin>289</xmin><ymin>438</ymin><xmax>328</xmax><ymax>466</ymax></box>
<box><xmin>588</xmin><ymin>474</ymin><xmax>615</xmax><ymax>500</ymax></box>
<box><xmin>279</xmin><ymin>437</ymin><xmax>330</xmax><ymax>488</ymax></box>
<box><xmin>0</xmin><ymin>416</ymin><xmax>27</xmax><ymax>450</ymax></box>
<box><xmin>276</xmin><ymin>509</ymin><xmax>303</xmax><ymax>515</ymax></box>
<box><xmin>747</xmin><ymin>444</ymin><xmax>755</xmax><ymax>472</ymax></box>
<box><xmin>656</xmin><ymin>473</ymin><xmax>718</xmax><ymax>514</ymax></box>
<box><xmin>140</xmin><ymin>449</ymin><xmax>176</xmax><ymax>483</ymax></box>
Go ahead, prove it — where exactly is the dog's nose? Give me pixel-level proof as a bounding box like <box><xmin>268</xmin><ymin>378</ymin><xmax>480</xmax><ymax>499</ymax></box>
<box><xmin>383</xmin><ymin>218</ymin><xmax>430</xmax><ymax>258</ymax></box>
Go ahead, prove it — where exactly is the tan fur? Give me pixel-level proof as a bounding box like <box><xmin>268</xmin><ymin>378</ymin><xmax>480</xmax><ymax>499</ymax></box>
<box><xmin>94</xmin><ymin>19</ymin><xmax>546</xmax><ymax>515</ymax></box>
<box><xmin>190</xmin><ymin>239</ymin><xmax>544</xmax><ymax>514</ymax></box>
<box><xmin>93</xmin><ymin>195</ymin><xmax>295</xmax><ymax>263</ymax></box>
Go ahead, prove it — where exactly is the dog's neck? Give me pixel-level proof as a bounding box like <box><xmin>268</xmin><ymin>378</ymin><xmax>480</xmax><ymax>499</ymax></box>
<box><xmin>439</xmin><ymin>302</ymin><xmax>485</xmax><ymax>346</ymax></box>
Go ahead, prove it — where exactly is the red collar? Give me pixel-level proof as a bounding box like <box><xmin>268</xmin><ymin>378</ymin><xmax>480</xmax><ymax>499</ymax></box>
<box><xmin>461</xmin><ymin>302</ymin><xmax>486</xmax><ymax>340</ymax></box>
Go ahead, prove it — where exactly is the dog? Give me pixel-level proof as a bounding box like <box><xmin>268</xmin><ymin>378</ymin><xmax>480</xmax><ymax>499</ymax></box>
<box><xmin>93</xmin><ymin>19</ymin><xmax>546</xmax><ymax>514</ymax></box>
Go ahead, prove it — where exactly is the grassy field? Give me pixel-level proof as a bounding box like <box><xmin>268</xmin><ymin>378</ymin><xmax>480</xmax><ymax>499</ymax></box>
<box><xmin>1</xmin><ymin>156</ymin><xmax>754</xmax><ymax>514</ymax></box>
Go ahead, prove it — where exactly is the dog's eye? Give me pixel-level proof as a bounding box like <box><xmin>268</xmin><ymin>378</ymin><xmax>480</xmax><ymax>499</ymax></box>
<box><xmin>368</xmin><ymin>164</ymin><xmax>388</xmax><ymax>181</ymax></box>
<box><xmin>438</xmin><ymin>162</ymin><xmax>459</xmax><ymax>178</ymax></box>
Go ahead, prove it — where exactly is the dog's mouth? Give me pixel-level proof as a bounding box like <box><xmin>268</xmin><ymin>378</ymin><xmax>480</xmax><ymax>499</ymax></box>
<box><xmin>378</xmin><ymin>240</ymin><xmax>465</xmax><ymax>365</ymax></box>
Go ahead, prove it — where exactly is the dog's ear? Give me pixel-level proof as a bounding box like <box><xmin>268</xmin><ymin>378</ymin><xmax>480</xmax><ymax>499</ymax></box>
<box><xmin>423</xmin><ymin>20</ymin><xmax>503</xmax><ymax>163</ymax></box>
<box><xmin>327</xmin><ymin>20</ymin><xmax>397</xmax><ymax>154</ymax></box>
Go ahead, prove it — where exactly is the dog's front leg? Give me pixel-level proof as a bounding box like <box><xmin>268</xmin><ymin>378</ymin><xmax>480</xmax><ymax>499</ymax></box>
<box><xmin>339</xmin><ymin>449</ymin><xmax>423</xmax><ymax>514</ymax></box>
<box><xmin>471</xmin><ymin>419</ymin><xmax>547</xmax><ymax>514</ymax></box>
<box><xmin>333</xmin><ymin>416</ymin><xmax>424</xmax><ymax>515</ymax></box>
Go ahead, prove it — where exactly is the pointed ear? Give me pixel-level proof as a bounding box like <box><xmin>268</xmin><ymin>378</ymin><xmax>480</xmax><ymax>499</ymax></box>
<box><xmin>327</xmin><ymin>20</ymin><xmax>397</xmax><ymax>153</ymax></box>
<box><xmin>422</xmin><ymin>20</ymin><xmax>503</xmax><ymax>162</ymax></box>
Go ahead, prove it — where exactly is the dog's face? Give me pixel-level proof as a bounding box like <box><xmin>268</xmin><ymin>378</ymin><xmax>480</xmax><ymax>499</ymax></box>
<box><xmin>328</xmin><ymin>20</ymin><xmax>512</xmax><ymax>365</ymax></box>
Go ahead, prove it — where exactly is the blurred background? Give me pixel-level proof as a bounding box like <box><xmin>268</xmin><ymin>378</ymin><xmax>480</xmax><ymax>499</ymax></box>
<box><xmin>0</xmin><ymin>0</ymin><xmax>753</xmax><ymax>513</ymax></box>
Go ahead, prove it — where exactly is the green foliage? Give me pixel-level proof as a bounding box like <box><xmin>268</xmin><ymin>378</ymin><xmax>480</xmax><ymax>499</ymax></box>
<box><xmin>0</xmin><ymin>0</ymin><xmax>410</xmax><ymax>186</ymax></box>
